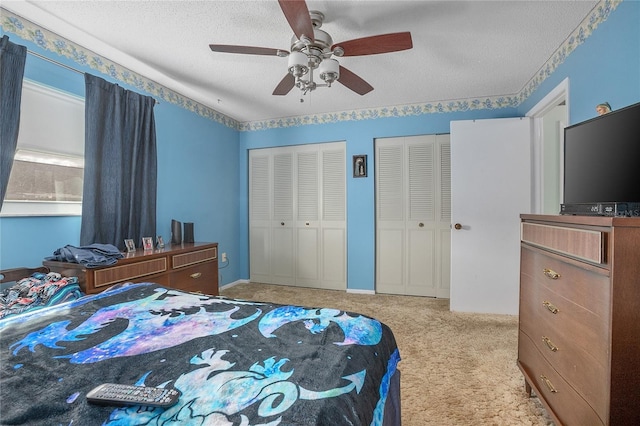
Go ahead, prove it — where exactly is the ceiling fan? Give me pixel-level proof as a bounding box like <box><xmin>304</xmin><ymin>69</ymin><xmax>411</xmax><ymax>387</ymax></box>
<box><xmin>209</xmin><ymin>0</ymin><xmax>413</xmax><ymax>97</ymax></box>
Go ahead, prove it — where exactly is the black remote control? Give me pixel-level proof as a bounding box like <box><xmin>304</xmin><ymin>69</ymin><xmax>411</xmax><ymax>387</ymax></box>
<box><xmin>86</xmin><ymin>383</ymin><xmax>181</xmax><ymax>408</ymax></box>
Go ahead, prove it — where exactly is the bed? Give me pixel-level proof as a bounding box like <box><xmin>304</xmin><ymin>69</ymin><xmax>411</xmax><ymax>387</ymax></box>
<box><xmin>0</xmin><ymin>278</ymin><xmax>401</xmax><ymax>425</ymax></box>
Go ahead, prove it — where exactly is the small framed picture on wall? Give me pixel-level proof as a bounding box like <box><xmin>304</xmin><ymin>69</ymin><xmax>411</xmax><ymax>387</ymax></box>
<box><xmin>353</xmin><ymin>155</ymin><xmax>367</xmax><ymax>178</ymax></box>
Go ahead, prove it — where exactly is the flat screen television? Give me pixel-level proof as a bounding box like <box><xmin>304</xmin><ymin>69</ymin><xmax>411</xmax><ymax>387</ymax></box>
<box><xmin>561</xmin><ymin>101</ymin><xmax>640</xmax><ymax>216</ymax></box>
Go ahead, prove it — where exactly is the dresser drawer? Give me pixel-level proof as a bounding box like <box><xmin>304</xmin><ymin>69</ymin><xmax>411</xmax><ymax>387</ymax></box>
<box><xmin>521</xmin><ymin>222</ymin><xmax>606</xmax><ymax>264</ymax></box>
<box><xmin>169</xmin><ymin>261</ymin><xmax>217</xmax><ymax>294</ymax></box>
<box><xmin>128</xmin><ymin>272</ymin><xmax>170</xmax><ymax>287</ymax></box>
<box><xmin>171</xmin><ymin>247</ymin><xmax>217</xmax><ymax>269</ymax></box>
<box><xmin>520</xmin><ymin>275</ymin><xmax>608</xmax><ymax>364</ymax></box>
<box><xmin>520</xmin><ymin>278</ymin><xmax>608</xmax><ymax>417</ymax></box>
<box><xmin>91</xmin><ymin>258</ymin><xmax>168</xmax><ymax>290</ymax></box>
<box><xmin>518</xmin><ymin>332</ymin><xmax>604</xmax><ymax>426</ymax></box>
<box><xmin>520</xmin><ymin>247</ymin><xmax>609</xmax><ymax>319</ymax></box>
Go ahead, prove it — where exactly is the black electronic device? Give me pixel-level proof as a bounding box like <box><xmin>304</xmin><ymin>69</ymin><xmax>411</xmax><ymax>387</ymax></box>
<box><xmin>560</xmin><ymin>202</ymin><xmax>640</xmax><ymax>217</ymax></box>
<box><xmin>86</xmin><ymin>383</ymin><xmax>181</xmax><ymax>408</ymax></box>
<box><xmin>561</xmin><ymin>101</ymin><xmax>640</xmax><ymax>215</ymax></box>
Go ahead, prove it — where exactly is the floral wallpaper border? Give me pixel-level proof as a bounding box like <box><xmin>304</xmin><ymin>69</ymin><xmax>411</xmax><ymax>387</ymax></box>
<box><xmin>1</xmin><ymin>0</ymin><xmax>619</xmax><ymax>132</ymax></box>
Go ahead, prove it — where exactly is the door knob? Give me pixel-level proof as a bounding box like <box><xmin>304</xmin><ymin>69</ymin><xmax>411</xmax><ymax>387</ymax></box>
<box><xmin>454</xmin><ymin>223</ymin><xmax>462</xmax><ymax>230</ymax></box>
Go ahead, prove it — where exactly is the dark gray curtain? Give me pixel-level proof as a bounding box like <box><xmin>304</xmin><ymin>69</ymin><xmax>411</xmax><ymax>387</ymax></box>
<box><xmin>81</xmin><ymin>74</ymin><xmax>157</xmax><ymax>250</ymax></box>
<box><xmin>0</xmin><ymin>36</ymin><xmax>27</xmax><ymax>209</ymax></box>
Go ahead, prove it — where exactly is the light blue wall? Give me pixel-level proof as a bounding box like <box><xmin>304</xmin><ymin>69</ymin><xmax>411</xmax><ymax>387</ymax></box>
<box><xmin>0</xmin><ymin>35</ymin><xmax>241</xmax><ymax>285</ymax></box>
<box><xmin>518</xmin><ymin>0</ymin><xmax>640</xmax><ymax>122</ymax></box>
<box><xmin>1</xmin><ymin>1</ymin><xmax>638</xmax><ymax>291</ymax></box>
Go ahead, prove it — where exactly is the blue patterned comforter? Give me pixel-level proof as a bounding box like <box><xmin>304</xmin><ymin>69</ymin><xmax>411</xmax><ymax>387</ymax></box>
<box><xmin>0</xmin><ymin>283</ymin><xmax>400</xmax><ymax>425</ymax></box>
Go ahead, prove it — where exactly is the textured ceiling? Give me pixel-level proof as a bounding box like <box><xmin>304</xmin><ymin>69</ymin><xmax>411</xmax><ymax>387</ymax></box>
<box><xmin>2</xmin><ymin>0</ymin><xmax>600</xmax><ymax>124</ymax></box>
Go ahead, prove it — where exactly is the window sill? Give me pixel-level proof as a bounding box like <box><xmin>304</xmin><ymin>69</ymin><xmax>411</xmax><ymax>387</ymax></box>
<box><xmin>0</xmin><ymin>201</ymin><xmax>82</xmax><ymax>217</ymax></box>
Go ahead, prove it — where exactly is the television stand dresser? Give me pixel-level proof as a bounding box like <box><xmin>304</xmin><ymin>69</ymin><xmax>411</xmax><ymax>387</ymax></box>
<box><xmin>44</xmin><ymin>242</ymin><xmax>218</xmax><ymax>296</ymax></box>
<box><xmin>519</xmin><ymin>215</ymin><xmax>640</xmax><ymax>425</ymax></box>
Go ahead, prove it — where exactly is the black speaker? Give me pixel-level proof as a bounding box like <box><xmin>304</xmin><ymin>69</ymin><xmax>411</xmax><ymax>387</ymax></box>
<box><xmin>183</xmin><ymin>222</ymin><xmax>194</xmax><ymax>243</ymax></box>
<box><xmin>171</xmin><ymin>219</ymin><xmax>182</xmax><ymax>245</ymax></box>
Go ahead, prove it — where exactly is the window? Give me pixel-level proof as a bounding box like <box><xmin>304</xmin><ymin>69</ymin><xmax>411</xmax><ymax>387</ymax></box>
<box><xmin>1</xmin><ymin>79</ymin><xmax>84</xmax><ymax>216</ymax></box>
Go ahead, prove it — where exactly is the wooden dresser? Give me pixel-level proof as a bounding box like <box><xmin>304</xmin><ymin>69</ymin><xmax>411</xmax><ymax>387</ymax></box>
<box><xmin>44</xmin><ymin>242</ymin><xmax>218</xmax><ymax>296</ymax></box>
<box><xmin>518</xmin><ymin>215</ymin><xmax>640</xmax><ymax>425</ymax></box>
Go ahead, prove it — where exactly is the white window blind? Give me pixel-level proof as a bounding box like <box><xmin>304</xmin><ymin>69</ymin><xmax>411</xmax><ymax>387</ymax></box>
<box><xmin>1</xmin><ymin>79</ymin><xmax>85</xmax><ymax>216</ymax></box>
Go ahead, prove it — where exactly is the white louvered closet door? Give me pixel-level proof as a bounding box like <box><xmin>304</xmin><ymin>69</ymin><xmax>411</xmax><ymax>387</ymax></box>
<box><xmin>272</xmin><ymin>149</ymin><xmax>295</xmax><ymax>285</ymax></box>
<box><xmin>320</xmin><ymin>145</ymin><xmax>346</xmax><ymax>290</ymax></box>
<box><xmin>249</xmin><ymin>150</ymin><xmax>272</xmax><ymax>284</ymax></box>
<box><xmin>376</xmin><ymin>134</ymin><xmax>451</xmax><ymax>297</ymax></box>
<box><xmin>249</xmin><ymin>142</ymin><xmax>346</xmax><ymax>290</ymax></box>
<box><xmin>295</xmin><ymin>146</ymin><xmax>320</xmax><ymax>287</ymax></box>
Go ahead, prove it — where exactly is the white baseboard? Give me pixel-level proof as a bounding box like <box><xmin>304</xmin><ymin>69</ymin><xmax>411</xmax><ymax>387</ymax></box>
<box><xmin>220</xmin><ymin>280</ymin><xmax>376</xmax><ymax>295</ymax></box>
<box><xmin>346</xmin><ymin>288</ymin><xmax>376</xmax><ymax>295</ymax></box>
<box><xmin>219</xmin><ymin>279</ymin><xmax>250</xmax><ymax>291</ymax></box>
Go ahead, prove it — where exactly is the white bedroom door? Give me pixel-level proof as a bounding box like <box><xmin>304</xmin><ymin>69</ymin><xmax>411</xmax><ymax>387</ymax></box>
<box><xmin>449</xmin><ymin>117</ymin><xmax>532</xmax><ymax>315</ymax></box>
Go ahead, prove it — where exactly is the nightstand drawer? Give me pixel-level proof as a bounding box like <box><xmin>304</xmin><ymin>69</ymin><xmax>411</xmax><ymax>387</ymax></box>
<box><xmin>518</xmin><ymin>332</ymin><xmax>603</xmax><ymax>426</ymax></box>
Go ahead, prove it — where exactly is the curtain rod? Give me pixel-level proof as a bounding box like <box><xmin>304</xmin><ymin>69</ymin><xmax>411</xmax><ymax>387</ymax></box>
<box><xmin>27</xmin><ymin>49</ymin><xmax>160</xmax><ymax>104</ymax></box>
<box><xmin>27</xmin><ymin>49</ymin><xmax>84</xmax><ymax>75</ymax></box>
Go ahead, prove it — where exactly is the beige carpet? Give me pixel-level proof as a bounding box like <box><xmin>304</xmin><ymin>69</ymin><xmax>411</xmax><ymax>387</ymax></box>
<box><xmin>221</xmin><ymin>282</ymin><xmax>555</xmax><ymax>426</ymax></box>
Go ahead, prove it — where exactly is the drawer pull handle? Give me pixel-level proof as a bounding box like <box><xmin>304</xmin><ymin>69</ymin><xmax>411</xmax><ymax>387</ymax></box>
<box><xmin>542</xmin><ymin>336</ymin><xmax>559</xmax><ymax>352</ymax></box>
<box><xmin>543</xmin><ymin>268</ymin><xmax>560</xmax><ymax>280</ymax></box>
<box><xmin>542</xmin><ymin>301</ymin><xmax>559</xmax><ymax>314</ymax></box>
<box><xmin>190</xmin><ymin>272</ymin><xmax>202</xmax><ymax>279</ymax></box>
<box><xmin>540</xmin><ymin>375</ymin><xmax>558</xmax><ymax>393</ymax></box>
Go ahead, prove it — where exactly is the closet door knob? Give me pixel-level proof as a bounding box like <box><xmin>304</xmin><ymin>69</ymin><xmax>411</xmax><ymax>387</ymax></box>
<box><xmin>281</xmin><ymin>222</ymin><xmax>285</xmax><ymax>226</ymax></box>
<box><xmin>454</xmin><ymin>223</ymin><xmax>462</xmax><ymax>230</ymax></box>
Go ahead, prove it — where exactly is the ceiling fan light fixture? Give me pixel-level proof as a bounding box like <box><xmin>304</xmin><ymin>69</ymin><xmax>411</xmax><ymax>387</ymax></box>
<box><xmin>287</xmin><ymin>51</ymin><xmax>309</xmax><ymax>77</ymax></box>
<box><xmin>319</xmin><ymin>58</ymin><xmax>339</xmax><ymax>85</ymax></box>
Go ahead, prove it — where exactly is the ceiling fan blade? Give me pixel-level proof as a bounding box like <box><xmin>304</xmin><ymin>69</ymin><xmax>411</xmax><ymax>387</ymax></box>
<box><xmin>278</xmin><ymin>0</ymin><xmax>314</xmax><ymax>42</ymax></box>
<box><xmin>333</xmin><ymin>32</ymin><xmax>413</xmax><ymax>56</ymax></box>
<box><xmin>337</xmin><ymin>66</ymin><xmax>373</xmax><ymax>95</ymax></box>
<box><xmin>209</xmin><ymin>44</ymin><xmax>289</xmax><ymax>57</ymax></box>
<box><xmin>273</xmin><ymin>73</ymin><xmax>296</xmax><ymax>95</ymax></box>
